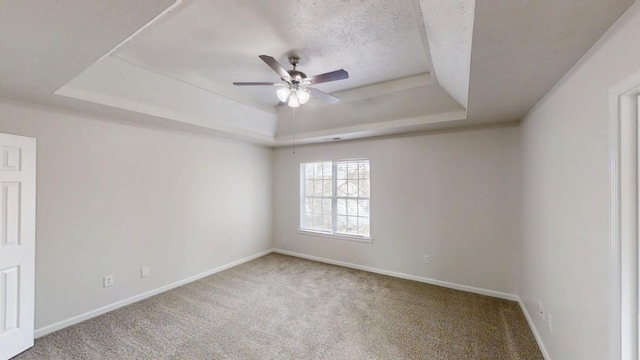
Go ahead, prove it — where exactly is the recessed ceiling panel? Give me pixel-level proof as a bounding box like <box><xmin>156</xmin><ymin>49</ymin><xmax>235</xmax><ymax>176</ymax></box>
<box><xmin>114</xmin><ymin>0</ymin><xmax>433</xmax><ymax>106</ymax></box>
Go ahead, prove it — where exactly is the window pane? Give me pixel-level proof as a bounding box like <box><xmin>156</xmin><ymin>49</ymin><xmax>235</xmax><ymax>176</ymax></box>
<box><xmin>322</xmin><ymin>215</ymin><xmax>331</xmax><ymax>231</ymax></box>
<box><xmin>323</xmin><ymin>179</ymin><xmax>332</xmax><ymax>197</ymax></box>
<box><xmin>358</xmin><ymin>162</ymin><xmax>370</xmax><ymax>179</ymax></box>
<box><xmin>337</xmin><ymin>162</ymin><xmax>347</xmax><ymax>179</ymax></box>
<box><xmin>305</xmin><ymin>179</ymin><xmax>314</xmax><ymax>197</ymax></box>
<box><xmin>337</xmin><ymin>199</ymin><xmax>346</xmax><ymax>215</ymax></box>
<box><xmin>347</xmin><ymin>179</ymin><xmax>358</xmax><ymax>197</ymax></box>
<box><xmin>304</xmin><ymin>198</ymin><xmax>314</xmax><ymax>213</ymax></box>
<box><xmin>314</xmin><ymin>163</ymin><xmax>324</xmax><ymax>179</ymax></box>
<box><xmin>313</xmin><ymin>198</ymin><xmax>323</xmax><ymax>213</ymax></box>
<box><xmin>337</xmin><ymin>179</ymin><xmax>348</xmax><ymax>196</ymax></box>
<box><xmin>313</xmin><ymin>180</ymin><xmax>323</xmax><ymax>196</ymax></box>
<box><xmin>323</xmin><ymin>199</ymin><xmax>332</xmax><ymax>214</ymax></box>
<box><xmin>304</xmin><ymin>163</ymin><xmax>314</xmax><ymax>179</ymax></box>
<box><xmin>358</xmin><ymin>180</ymin><xmax>370</xmax><ymax>197</ymax></box>
<box><xmin>323</xmin><ymin>162</ymin><xmax>332</xmax><ymax>179</ymax></box>
<box><xmin>303</xmin><ymin>212</ymin><xmax>313</xmax><ymax>228</ymax></box>
<box><xmin>347</xmin><ymin>199</ymin><xmax>357</xmax><ymax>216</ymax></box>
<box><xmin>348</xmin><ymin>162</ymin><xmax>358</xmax><ymax>177</ymax></box>
<box><xmin>358</xmin><ymin>199</ymin><xmax>369</xmax><ymax>217</ymax></box>
<box><xmin>357</xmin><ymin>217</ymin><xmax>370</xmax><ymax>236</ymax></box>
<box><xmin>347</xmin><ymin>216</ymin><xmax>357</xmax><ymax>232</ymax></box>
<box><xmin>336</xmin><ymin>215</ymin><xmax>347</xmax><ymax>233</ymax></box>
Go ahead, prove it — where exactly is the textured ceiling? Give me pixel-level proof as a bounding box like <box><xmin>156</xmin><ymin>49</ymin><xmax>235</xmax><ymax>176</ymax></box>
<box><xmin>113</xmin><ymin>0</ymin><xmax>434</xmax><ymax>105</ymax></box>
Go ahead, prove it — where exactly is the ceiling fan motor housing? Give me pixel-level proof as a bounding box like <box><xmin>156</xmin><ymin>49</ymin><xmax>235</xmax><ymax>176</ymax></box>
<box><xmin>287</xmin><ymin>56</ymin><xmax>307</xmax><ymax>84</ymax></box>
<box><xmin>288</xmin><ymin>70</ymin><xmax>307</xmax><ymax>84</ymax></box>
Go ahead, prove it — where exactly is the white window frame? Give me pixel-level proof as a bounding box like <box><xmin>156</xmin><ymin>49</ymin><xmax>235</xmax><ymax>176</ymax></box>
<box><xmin>299</xmin><ymin>159</ymin><xmax>372</xmax><ymax>243</ymax></box>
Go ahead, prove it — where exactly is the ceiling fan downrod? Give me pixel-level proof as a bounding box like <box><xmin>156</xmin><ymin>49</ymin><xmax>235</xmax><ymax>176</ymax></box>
<box><xmin>287</xmin><ymin>56</ymin><xmax>307</xmax><ymax>84</ymax></box>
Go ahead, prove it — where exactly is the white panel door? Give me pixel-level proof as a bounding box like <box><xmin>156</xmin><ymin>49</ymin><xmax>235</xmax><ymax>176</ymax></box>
<box><xmin>0</xmin><ymin>134</ymin><xmax>36</xmax><ymax>359</ymax></box>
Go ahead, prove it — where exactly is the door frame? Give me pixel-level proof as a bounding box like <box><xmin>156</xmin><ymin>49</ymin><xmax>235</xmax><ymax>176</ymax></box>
<box><xmin>609</xmin><ymin>70</ymin><xmax>640</xmax><ymax>360</ymax></box>
<box><xmin>0</xmin><ymin>133</ymin><xmax>36</xmax><ymax>359</ymax></box>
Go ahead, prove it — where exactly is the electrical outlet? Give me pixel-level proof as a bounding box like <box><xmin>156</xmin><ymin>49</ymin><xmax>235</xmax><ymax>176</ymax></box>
<box><xmin>547</xmin><ymin>313</ymin><xmax>553</xmax><ymax>333</ymax></box>
<box><xmin>282</xmin><ymin>236</ymin><xmax>288</xmax><ymax>243</ymax></box>
<box><xmin>103</xmin><ymin>275</ymin><xmax>114</xmax><ymax>288</ymax></box>
<box><xmin>538</xmin><ymin>300</ymin><xmax>544</xmax><ymax>319</ymax></box>
<box><xmin>423</xmin><ymin>255</ymin><xmax>430</xmax><ymax>264</ymax></box>
<box><xmin>141</xmin><ymin>266</ymin><xmax>150</xmax><ymax>278</ymax></box>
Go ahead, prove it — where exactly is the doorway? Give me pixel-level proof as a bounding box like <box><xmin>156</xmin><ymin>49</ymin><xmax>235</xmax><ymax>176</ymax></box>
<box><xmin>0</xmin><ymin>133</ymin><xmax>36</xmax><ymax>359</ymax></box>
<box><xmin>610</xmin><ymin>73</ymin><xmax>640</xmax><ymax>360</ymax></box>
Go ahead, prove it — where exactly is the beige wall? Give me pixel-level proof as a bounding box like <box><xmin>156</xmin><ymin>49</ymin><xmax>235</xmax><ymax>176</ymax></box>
<box><xmin>520</xmin><ymin>3</ymin><xmax>640</xmax><ymax>359</ymax></box>
<box><xmin>273</xmin><ymin>125</ymin><xmax>521</xmax><ymax>296</ymax></box>
<box><xmin>0</xmin><ymin>101</ymin><xmax>273</xmax><ymax>330</ymax></box>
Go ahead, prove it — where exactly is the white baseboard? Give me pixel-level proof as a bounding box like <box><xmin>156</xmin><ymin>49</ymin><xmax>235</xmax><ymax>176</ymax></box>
<box><xmin>517</xmin><ymin>296</ymin><xmax>552</xmax><ymax>360</ymax></box>
<box><xmin>34</xmin><ymin>249</ymin><xmax>274</xmax><ymax>338</ymax></box>
<box><xmin>273</xmin><ymin>248</ymin><xmax>519</xmax><ymax>301</ymax></box>
<box><xmin>36</xmin><ymin>247</ymin><xmax>547</xmax><ymax>360</ymax></box>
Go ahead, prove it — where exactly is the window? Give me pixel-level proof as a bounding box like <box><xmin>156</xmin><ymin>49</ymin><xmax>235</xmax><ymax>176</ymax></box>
<box><xmin>300</xmin><ymin>159</ymin><xmax>370</xmax><ymax>239</ymax></box>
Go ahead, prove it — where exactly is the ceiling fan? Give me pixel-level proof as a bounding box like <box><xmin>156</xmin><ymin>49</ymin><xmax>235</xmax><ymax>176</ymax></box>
<box><xmin>233</xmin><ymin>55</ymin><xmax>349</xmax><ymax>108</ymax></box>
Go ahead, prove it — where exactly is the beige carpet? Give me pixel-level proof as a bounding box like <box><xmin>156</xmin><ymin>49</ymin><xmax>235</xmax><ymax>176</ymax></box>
<box><xmin>15</xmin><ymin>253</ymin><xmax>543</xmax><ymax>359</ymax></box>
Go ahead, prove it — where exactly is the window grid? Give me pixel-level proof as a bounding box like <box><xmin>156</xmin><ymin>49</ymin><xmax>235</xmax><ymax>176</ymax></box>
<box><xmin>334</xmin><ymin>160</ymin><xmax>370</xmax><ymax>236</ymax></box>
<box><xmin>301</xmin><ymin>161</ymin><xmax>332</xmax><ymax>232</ymax></box>
<box><xmin>301</xmin><ymin>159</ymin><xmax>370</xmax><ymax>238</ymax></box>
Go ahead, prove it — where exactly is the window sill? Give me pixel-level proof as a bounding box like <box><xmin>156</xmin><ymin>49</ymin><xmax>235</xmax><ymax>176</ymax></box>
<box><xmin>297</xmin><ymin>229</ymin><xmax>373</xmax><ymax>243</ymax></box>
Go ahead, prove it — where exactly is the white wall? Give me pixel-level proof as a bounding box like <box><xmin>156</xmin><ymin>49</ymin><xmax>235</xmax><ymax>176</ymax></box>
<box><xmin>0</xmin><ymin>101</ymin><xmax>273</xmax><ymax>330</ymax></box>
<box><xmin>519</xmin><ymin>3</ymin><xmax>640</xmax><ymax>359</ymax></box>
<box><xmin>273</xmin><ymin>125</ymin><xmax>521</xmax><ymax>296</ymax></box>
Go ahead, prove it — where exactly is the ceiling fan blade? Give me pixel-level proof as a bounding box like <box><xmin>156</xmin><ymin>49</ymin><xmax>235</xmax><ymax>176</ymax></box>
<box><xmin>259</xmin><ymin>55</ymin><xmax>291</xmax><ymax>81</ymax></box>
<box><xmin>309</xmin><ymin>87</ymin><xmax>340</xmax><ymax>104</ymax></box>
<box><xmin>309</xmin><ymin>69</ymin><xmax>349</xmax><ymax>85</ymax></box>
<box><xmin>233</xmin><ymin>82</ymin><xmax>285</xmax><ymax>86</ymax></box>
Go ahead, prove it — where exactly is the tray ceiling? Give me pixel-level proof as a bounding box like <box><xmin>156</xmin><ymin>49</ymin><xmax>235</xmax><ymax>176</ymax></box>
<box><xmin>1</xmin><ymin>0</ymin><xmax>635</xmax><ymax>146</ymax></box>
<box><xmin>113</xmin><ymin>0</ymin><xmax>435</xmax><ymax>106</ymax></box>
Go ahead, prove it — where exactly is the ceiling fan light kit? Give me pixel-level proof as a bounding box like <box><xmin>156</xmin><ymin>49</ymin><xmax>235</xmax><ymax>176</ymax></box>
<box><xmin>277</xmin><ymin>85</ymin><xmax>311</xmax><ymax>107</ymax></box>
<box><xmin>233</xmin><ymin>55</ymin><xmax>349</xmax><ymax>108</ymax></box>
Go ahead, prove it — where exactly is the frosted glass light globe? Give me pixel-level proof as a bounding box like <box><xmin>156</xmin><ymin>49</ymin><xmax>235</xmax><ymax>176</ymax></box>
<box><xmin>276</xmin><ymin>87</ymin><xmax>291</xmax><ymax>102</ymax></box>
<box><xmin>288</xmin><ymin>92</ymin><xmax>300</xmax><ymax>108</ymax></box>
<box><xmin>297</xmin><ymin>88</ymin><xmax>311</xmax><ymax>104</ymax></box>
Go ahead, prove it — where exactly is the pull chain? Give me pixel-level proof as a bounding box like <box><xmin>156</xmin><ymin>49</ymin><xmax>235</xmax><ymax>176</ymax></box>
<box><xmin>292</xmin><ymin>107</ymin><xmax>297</xmax><ymax>154</ymax></box>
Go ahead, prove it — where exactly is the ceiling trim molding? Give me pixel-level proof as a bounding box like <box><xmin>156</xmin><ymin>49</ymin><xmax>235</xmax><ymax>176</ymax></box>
<box><xmin>112</xmin><ymin>54</ymin><xmax>278</xmax><ymax>114</ymax></box>
<box><xmin>329</xmin><ymin>73</ymin><xmax>434</xmax><ymax>104</ymax></box>
<box><xmin>274</xmin><ymin>110</ymin><xmax>467</xmax><ymax>146</ymax></box>
<box><xmin>55</xmin><ymin>85</ymin><xmax>276</xmax><ymax>145</ymax></box>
